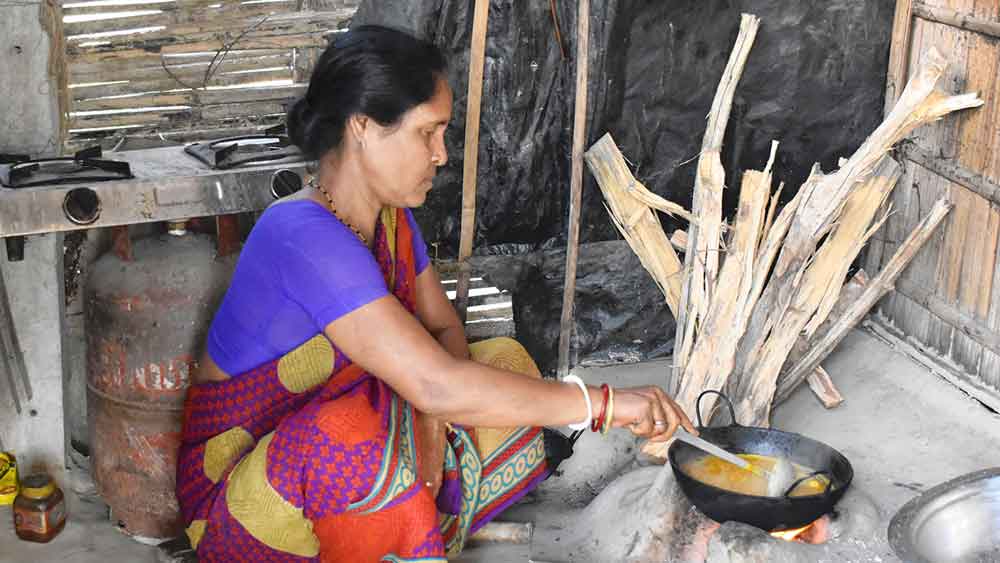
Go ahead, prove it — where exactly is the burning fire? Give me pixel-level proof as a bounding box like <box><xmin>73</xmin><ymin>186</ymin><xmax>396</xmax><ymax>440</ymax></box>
<box><xmin>770</xmin><ymin>525</ymin><xmax>812</xmax><ymax>541</ymax></box>
<box><xmin>769</xmin><ymin>515</ymin><xmax>831</xmax><ymax>544</ymax></box>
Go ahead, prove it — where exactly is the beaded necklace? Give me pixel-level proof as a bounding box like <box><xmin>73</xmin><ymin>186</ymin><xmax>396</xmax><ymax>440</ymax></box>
<box><xmin>308</xmin><ymin>178</ymin><xmax>367</xmax><ymax>245</ymax></box>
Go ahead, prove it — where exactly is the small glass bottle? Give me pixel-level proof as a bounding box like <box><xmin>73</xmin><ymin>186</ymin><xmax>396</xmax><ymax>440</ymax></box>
<box><xmin>13</xmin><ymin>474</ymin><xmax>66</xmax><ymax>543</ymax></box>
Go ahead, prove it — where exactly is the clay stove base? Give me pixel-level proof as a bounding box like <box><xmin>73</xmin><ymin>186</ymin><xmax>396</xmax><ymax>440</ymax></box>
<box><xmin>531</xmin><ymin>464</ymin><xmax>884</xmax><ymax>563</ymax></box>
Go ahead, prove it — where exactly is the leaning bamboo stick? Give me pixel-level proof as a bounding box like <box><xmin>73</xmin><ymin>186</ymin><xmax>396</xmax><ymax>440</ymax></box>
<box><xmin>455</xmin><ymin>0</ymin><xmax>490</xmax><ymax>323</ymax></box>
<box><xmin>557</xmin><ymin>0</ymin><xmax>590</xmax><ymax>377</ymax></box>
<box><xmin>780</xmin><ymin>198</ymin><xmax>953</xmax><ymax>400</ymax></box>
<box><xmin>673</xmin><ymin>13</ymin><xmax>760</xmax><ymax>386</ymax></box>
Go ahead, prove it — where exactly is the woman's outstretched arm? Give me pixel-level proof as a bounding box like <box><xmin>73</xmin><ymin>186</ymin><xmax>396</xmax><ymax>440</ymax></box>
<box><xmin>324</xmin><ymin>291</ymin><xmax>694</xmax><ymax>440</ymax></box>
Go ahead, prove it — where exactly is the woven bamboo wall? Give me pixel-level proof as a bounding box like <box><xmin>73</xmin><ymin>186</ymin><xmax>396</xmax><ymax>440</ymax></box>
<box><xmin>866</xmin><ymin>0</ymin><xmax>1000</xmax><ymax>408</ymax></box>
<box><xmin>62</xmin><ymin>0</ymin><xmax>358</xmax><ymax>151</ymax></box>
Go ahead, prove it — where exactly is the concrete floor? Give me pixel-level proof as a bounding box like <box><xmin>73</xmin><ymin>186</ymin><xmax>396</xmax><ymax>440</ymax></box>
<box><xmin>2</xmin><ymin>327</ymin><xmax>999</xmax><ymax>562</ymax></box>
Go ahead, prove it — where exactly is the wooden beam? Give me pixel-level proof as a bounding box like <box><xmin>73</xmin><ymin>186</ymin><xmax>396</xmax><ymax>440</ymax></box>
<box><xmin>557</xmin><ymin>0</ymin><xmax>590</xmax><ymax>377</ymax></box>
<box><xmin>885</xmin><ymin>0</ymin><xmax>915</xmax><ymax>114</ymax></box>
<box><xmin>454</xmin><ymin>0</ymin><xmax>490</xmax><ymax>323</ymax></box>
<box><xmin>900</xmin><ymin>142</ymin><xmax>1000</xmax><ymax>208</ymax></box>
<box><xmin>895</xmin><ymin>277</ymin><xmax>1000</xmax><ymax>360</ymax></box>
<box><xmin>913</xmin><ymin>1</ymin><xmax>1000</xmax><ymax>40</ymax></box>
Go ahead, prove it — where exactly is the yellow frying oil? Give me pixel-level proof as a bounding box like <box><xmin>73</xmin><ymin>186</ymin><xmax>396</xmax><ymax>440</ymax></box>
<box><xmin>681</xmin><ymin>453</ymin><xmax>829</xmax><ymax>497</ymax></box>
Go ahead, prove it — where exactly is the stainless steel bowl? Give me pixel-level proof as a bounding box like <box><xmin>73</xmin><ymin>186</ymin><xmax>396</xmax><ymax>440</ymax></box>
<box><xmin>889</xmin><ymin>468</ymin><xmax>1000</xmax><ymax>563</ymax></box>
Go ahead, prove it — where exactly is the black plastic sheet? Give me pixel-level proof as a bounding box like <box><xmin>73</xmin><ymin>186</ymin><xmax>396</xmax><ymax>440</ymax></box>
<box><xmin>353</xmin><ymin>0</ymin><xmax>894</xmax><ymax>253</ymax></box>
<box><xmin>473</xmin><ymin>241</ymin><xmax>676</xmax><ymax>376</ymax></box>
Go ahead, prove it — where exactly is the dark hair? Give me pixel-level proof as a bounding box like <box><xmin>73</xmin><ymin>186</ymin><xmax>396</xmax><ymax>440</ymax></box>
<box><xmin>287</xmin><ymin>25</ymin><xmax>447</xmax><ymax>160</ymax></box>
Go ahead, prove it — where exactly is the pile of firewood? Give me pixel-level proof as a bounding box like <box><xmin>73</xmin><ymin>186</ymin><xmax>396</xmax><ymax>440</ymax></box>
<box><xmin>583</xmin><ymin>14</ymin><xmax>983</xmax><ymax>460</ymax></box>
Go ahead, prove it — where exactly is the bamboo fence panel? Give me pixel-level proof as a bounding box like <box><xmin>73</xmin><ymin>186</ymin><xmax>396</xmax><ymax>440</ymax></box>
<box><xmin>61</xmin><ymin>2</ymin><xmax>355</xmax><ymax>150</ymax></box>
<box><xmin>870</xmin><ymin>0</ymin><xmax>1000</xmax><ymax>405</ymax></box>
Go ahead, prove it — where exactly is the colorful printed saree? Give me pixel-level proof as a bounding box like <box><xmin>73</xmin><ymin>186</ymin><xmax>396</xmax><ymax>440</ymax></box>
<box><xmin>176</xmin><ymin>207</ymin><xmax>549</xmax><ymax>562</ymax></box>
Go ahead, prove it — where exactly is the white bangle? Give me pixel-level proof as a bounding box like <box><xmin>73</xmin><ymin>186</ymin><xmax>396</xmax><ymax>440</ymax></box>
<box><xmin>563</xmin><ymin>374</ymin><xmax>592</xmax><ymax>431</ymax></box>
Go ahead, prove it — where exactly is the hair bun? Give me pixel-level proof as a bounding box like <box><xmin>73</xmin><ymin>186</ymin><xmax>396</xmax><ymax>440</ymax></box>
<box><xmin>286</xmin><ymin>96</ymin><xmax>316</xmax><ymax>153</ymax></box>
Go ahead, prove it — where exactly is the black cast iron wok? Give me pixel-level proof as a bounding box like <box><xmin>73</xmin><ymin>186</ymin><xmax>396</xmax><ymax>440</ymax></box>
<box><xmin>668</xmin><ymin>390</ymin><xmax>853</xmax><ymax>531</ymax></box>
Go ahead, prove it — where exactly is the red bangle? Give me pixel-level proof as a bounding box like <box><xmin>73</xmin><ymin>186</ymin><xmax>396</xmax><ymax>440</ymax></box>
<box><xmin>591</xmin><ymin>384</ymin><xmax>610</xmax><ymax>432</ymax></box>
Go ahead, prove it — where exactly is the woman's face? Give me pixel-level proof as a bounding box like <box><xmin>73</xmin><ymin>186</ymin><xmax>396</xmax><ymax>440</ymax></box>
<box><xmin>359</xmin><ymin>77</ymin><xmax>453</xmax><ymax>208</ymax></box>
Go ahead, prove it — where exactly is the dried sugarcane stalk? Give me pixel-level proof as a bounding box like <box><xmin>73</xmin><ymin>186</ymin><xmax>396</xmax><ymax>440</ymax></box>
<box><xmin>672</xmin><ymin>13</ymin><xmax>760</xmax><ymax>388</ymax></box>
<box><xmin>778</xmin><ymin>198</ymin><xmax>953</xmax><ymax>401</ymax></box>
<box><xmin>585</xmin><ymin>134</ymin><xmax>685</xmax><ymax>314</ymax></box>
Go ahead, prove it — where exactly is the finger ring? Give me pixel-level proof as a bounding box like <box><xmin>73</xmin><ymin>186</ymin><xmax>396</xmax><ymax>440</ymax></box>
<box><xmin>654</xmin><ymin>420</ymin><xmax>667</xmax><ymax>427</ymax></box>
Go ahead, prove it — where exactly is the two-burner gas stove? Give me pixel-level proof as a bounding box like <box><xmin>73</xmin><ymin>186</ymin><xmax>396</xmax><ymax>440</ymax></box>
<box><xmin>0</xmin><ymin>133</ymin><xmax>309</xmax><ymax>241</ymax></box>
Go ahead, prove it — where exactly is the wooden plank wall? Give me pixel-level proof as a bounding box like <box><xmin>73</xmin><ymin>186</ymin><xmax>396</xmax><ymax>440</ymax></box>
<box><xmin>61</xmin><ymin>0</ymin><xmax>359</xmax><ymax>151</ymax></box>
<box><xmin>867</xmin><ymin>0</ymin><xmax>1000</xmax><ymax>404</ymax></box>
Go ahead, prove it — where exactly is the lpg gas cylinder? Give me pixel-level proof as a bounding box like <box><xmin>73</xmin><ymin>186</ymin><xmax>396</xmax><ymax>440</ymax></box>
<box><xmin>86</xmin><ymin>224</ymin><xmax>236</xmax><ymax>540</ymax></box>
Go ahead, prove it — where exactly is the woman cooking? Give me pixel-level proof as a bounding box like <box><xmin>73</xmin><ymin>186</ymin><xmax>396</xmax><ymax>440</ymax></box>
<box><xmin>176</xmin><ymin>25</ymin><xmax>694</xmax><ymax>562</ymax></box>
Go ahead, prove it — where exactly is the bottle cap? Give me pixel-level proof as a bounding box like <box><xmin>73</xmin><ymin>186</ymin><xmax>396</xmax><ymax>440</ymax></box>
<box><xmin>19</xmin><ymin>474</ymin><xmax>55</xmax><ymax>500</ymax></box>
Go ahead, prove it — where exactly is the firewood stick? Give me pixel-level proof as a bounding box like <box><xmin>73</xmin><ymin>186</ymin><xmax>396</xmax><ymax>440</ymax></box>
<box><xmin>585</xmin><ymin>134</ymin><xmax>684</xmax><ymax>314</ymax></box>
<box><xmin>779</xmin><ymin>198</ymin><xmax>952</xmax><ymax>401</ymax></box>
<box><xmin>673</xmin><ymin>13</ymin><xmax>760</xmax><ymax>387</ymax></box>
<box><xmin>733</xmin><ymin>158</ymin><xmax>898</xmax><ymax>426</ymax></box>
<box><xmin>806</xmin><ymin>365</ymin><xmax>843</xmax><ymax>409</ymax></box>
<box><xmin>670</xmin><ymin>229</ymin><xmax>687</xmax><ymax>252</ymax></box>
<box><xmin>623</xmin><ymin>181</ymin><xmax>695</xmax><ymax>223</ymax></box>
<box><xmin>728</xmin><ymin>48</ymin><xmax>981</xmax><ymax>426</ymax></box>
<box><xmin>774</xmin><ymin>269</ymin><xmax>869</xmax><ymax>405</ymax></box>
<box><xmin>803</xmin><ymin>164</ymin><xmax>900</xmax><ymax>338</ymax></box>
<box><xmin>759</xmin><ymin>181</ymin><xmax>785</xmax><ymax>255</ymax></box>
<box><xmin>644</xmin><ymin>149</ymin><xmax>773</xmax><ymax>459</ymax></box>
<box><xmin>470</xmin><ymin>522</ymin><xmax>533</xmax><ymax>544</ymax></box>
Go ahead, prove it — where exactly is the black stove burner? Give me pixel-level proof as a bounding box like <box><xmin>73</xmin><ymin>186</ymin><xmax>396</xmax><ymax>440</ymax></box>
<box><xmin>184</xmin><ymin>134</ymin><xmax>303</xmax><ymax>170</ymax></box>
<box><xmin>0</xmin><ymin>146</ymin><xmax>133</xmax><ymax>188</ymax></box>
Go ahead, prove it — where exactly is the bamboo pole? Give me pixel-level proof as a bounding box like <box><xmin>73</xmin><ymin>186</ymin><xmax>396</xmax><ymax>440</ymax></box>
<box><xmin>913</xmin><ymin>2</ymin><xmax>1000</xmax><ymax>40</ymax></box>
<box><xmin>557</xmin><ymin>0</ymin><xmax>590</xmax><ymax>377</ymax></box>
<box><xmin>885</xmin><ymin>0</ymin><xmax>915</xmax><ymax>114</ymax></box>
<box><xmin>455</xmin><ymin>0</ymin><xmax>490</xmax><ymax>323</ymax></box>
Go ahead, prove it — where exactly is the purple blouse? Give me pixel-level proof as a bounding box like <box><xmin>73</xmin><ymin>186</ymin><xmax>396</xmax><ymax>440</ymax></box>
<box><xmin>207</xmin><ymin>200</ymin><xmax>431</xmax><ymax>375</ymax></box>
